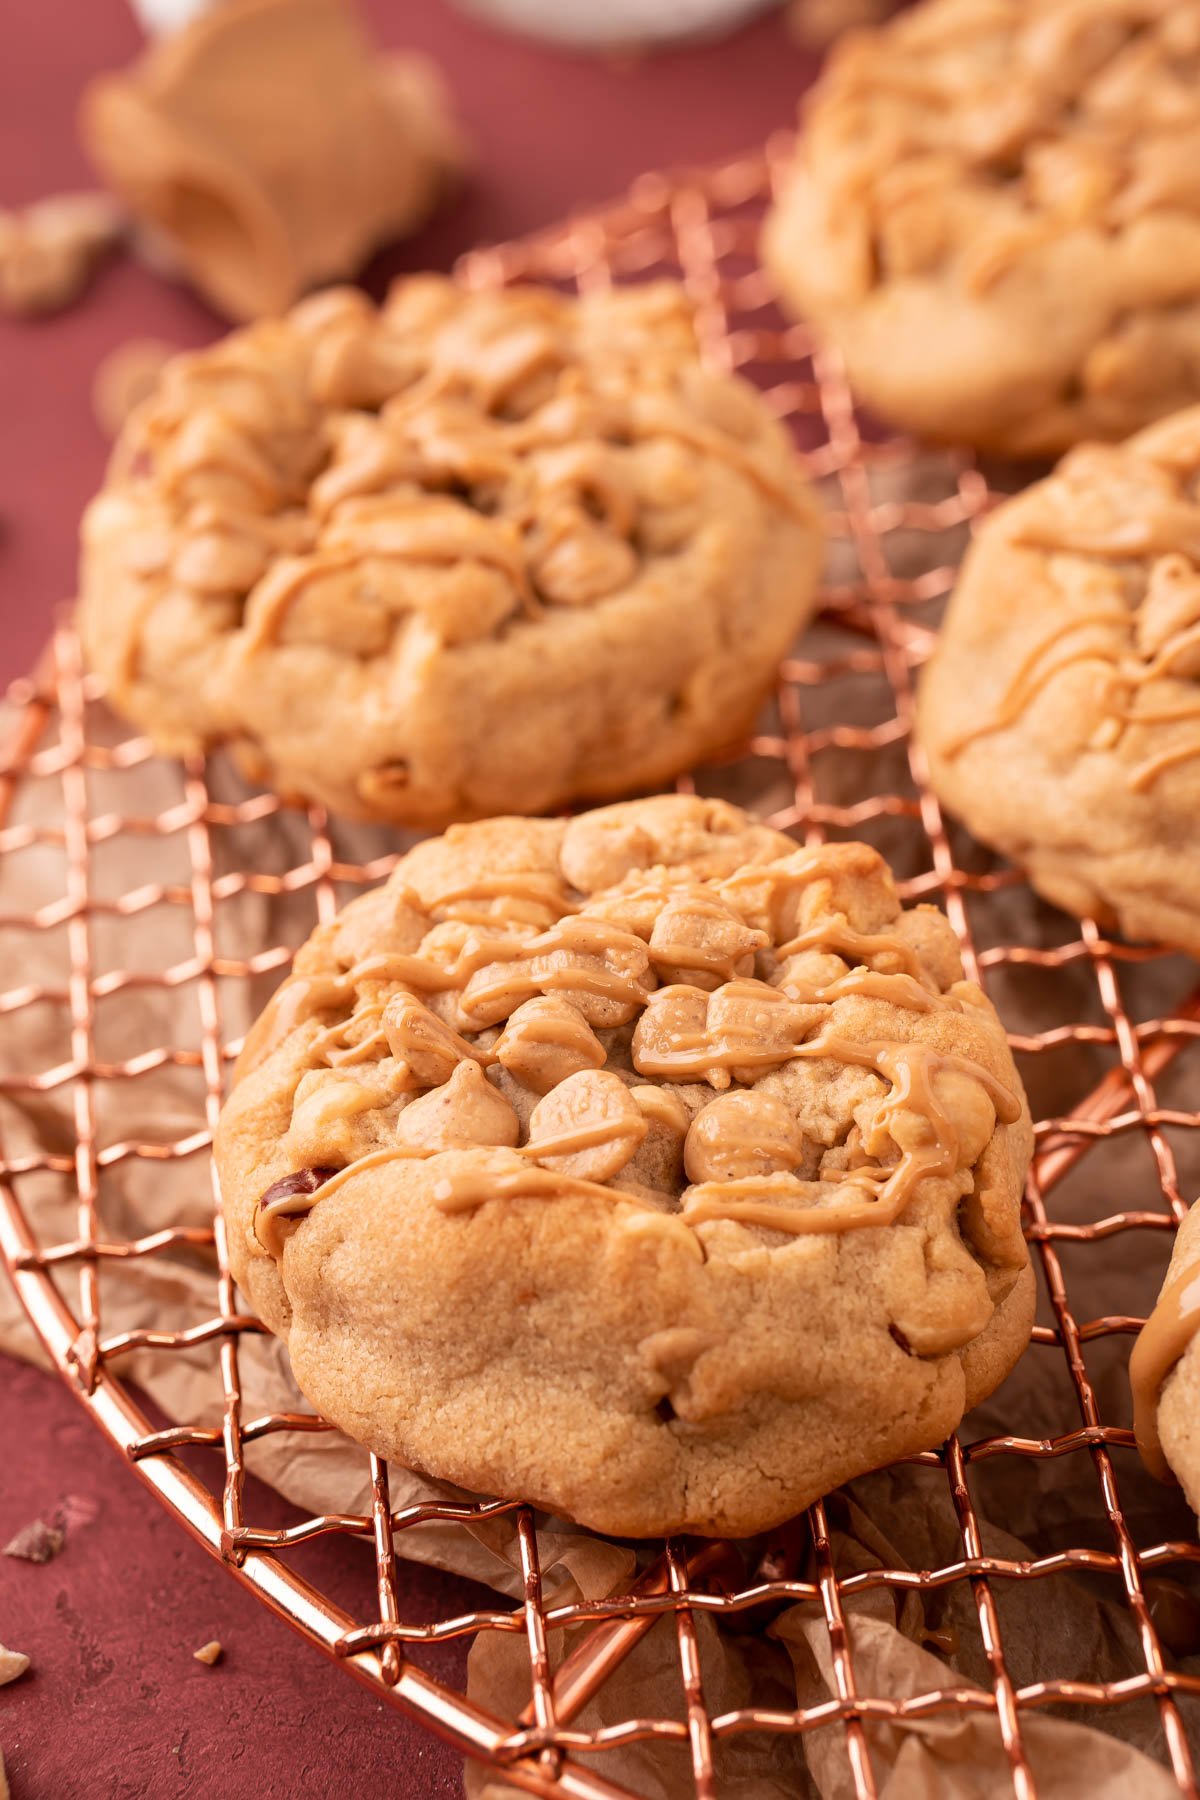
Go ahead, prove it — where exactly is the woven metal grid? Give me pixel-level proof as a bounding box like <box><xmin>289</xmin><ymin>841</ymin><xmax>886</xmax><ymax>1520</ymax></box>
<box><xmin>3</xmin><ymin>139</ymin><xmax>1200</xmax><ymax>1798</ymax></box>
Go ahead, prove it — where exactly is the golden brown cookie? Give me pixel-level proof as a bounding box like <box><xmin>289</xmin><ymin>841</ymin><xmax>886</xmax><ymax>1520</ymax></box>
<box><xmin>917</xmin><ymin>408</ymin><xmax>1200</xmax><ymax>954</ymax></box>
<box><xmin>215</xmin><ymin>795</ymin><xmax>1034</xmax><ymax>1537</ymax></box>
<box><xmin>1132</xmin><ymin>1200</ymin><xmax>1200</xmax><ymax>1517</ymax></box>
<box><xmin>764</xmin><ymin>0</ymin><xmax>1200</xmax><ymax>456</ymax></box>
<box><xmin>79</xmin><ymin>278</ymin><xmax>824</xmax><ymax>828</ymax></box>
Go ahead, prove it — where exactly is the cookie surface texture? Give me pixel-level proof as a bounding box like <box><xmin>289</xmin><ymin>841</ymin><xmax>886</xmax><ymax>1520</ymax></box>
<box><xmin>764</xmin><ymin>0</ymin><xmax>1200</xmax><ymax>455</ymax></box>
<box><xmin>80</xmin><ymin>277</ymin><xmax>823</xmax><ymax>826</ymax></box>
<box><xmin>918</xmin><ymin>407</ymin><xmax>1200</xmax><ymax>954</ymax></box>
<box><xmin>216</xmin><ymin>795</ymin><xmax>1034</xmax><ymax>1537</ymax></box>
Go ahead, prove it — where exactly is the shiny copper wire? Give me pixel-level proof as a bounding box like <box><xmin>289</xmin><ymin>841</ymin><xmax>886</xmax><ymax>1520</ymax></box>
<box><xmin>2</xmin><ymin>142</ymin><xmax>1200</xmax><ymax>1798</ymax></box>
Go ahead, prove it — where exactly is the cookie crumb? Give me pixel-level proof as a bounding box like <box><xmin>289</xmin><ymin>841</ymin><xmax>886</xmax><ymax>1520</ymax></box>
<box><xmin>0</xmin><ymin>1642</ymin><xmax>31</xmax><ymax>1686</ymax></box>
<box><xmin>193</xmin><ymin>1640</ymin><xmax>223</xmax><ymax>1666</ymax></box>
<box><xmin>0</xmin><ymin>193</ymin><xmax>123</xmax><ymax>317</ymax></box>
<box><xmin>0</xmin><ymin>1744</ymin><xmax>8</xmax><ymax>1800</ymax></box>
<box><xmin>4</xmin><ymin>1517</ymin><xmax>65</xmax><ymax>1563</ymax></box>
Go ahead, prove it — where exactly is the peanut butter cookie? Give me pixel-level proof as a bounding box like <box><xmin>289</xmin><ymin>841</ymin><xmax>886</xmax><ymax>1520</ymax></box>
<box><xmin>216</xmin><ymin>795</ymin><xmax>1034</xmax><ymax>1537</ymax></box>
<box><xmin>79</xmin><ymin>279</ymin><xmax>823</xmax><ymax>827</ymax></box>
<box><xmin>917</xmin><ymin>408</ymin><xmax>1200</xmax><ymax>954</ymax></box>
<box><xmin>1132</xmin><ymin>1200</ymin><xmax>1200</xmax><ymax>1516</ymax></box>
<box><xmin>764</xmin><ymin>0</ymin><xmax>1200</xmax><ymax>456</ymax></box>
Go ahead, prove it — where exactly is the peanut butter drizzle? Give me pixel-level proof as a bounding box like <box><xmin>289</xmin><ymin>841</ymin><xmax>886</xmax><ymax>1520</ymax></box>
<box><xmin>432</xmin><ymin>1163</ymin><xmax>645</xmax><ymax>1215</ymax></box>
<box><xmin>222</xmin><ymin>367</ymin><xmax>813</xmax><ymax>648</ymax></box>
<box><xmin>1128</xmin><ymin>739</ymin><xmax>1200</xmax><ymax>792</ymax></box>
<box><xmin>1130</xmin><ymin>1259</ymin><xmax>1200</xmax><ymax>1482</ymax></box>
<box><xmin>425</xmin><ymin>872</ymin><xmax>579</xmax><ymax>917</ymax></box>
<box><xmin>503</xmin><ymin>392</ymin><xmax>812</xmax><ymax>519</ymax></box>
<box><xmin>634</xmin><ymin>958</ymin><xmax>954</xmax><ymax>1081</ymax></box>
<box><xmin>241</xmin><ymin>508</ymin><xmax>535</xmax><ymax>651</ymax></box>
<box><xmin>251</xmin><ymin>839</ymin><xmax>1021</xmax><ymax>1257</ymax></box>
<box><xmin>254</xmin><ymin>1145</ymin><xmax>431</xmax><ymax>1251</ymax></box>
<box><xmin>682</xmin><ymin>1036</ymin><xmax>1018</xmax><ymax>1236</ymax></box>
<box><xmin>256</xmin><ymin>1022</ymin><xmax>1016</xmax><ymax>1249</ymax></box>
<box><xmin>244</xmin><ymin>912</ymin><xmax>650</xmax><ymax>1075</ymax></box>
<box><xmin>455</xmin><ymin>917</ymin><xmax>652</xmax><ymax>1017</ymax></box>
<box><xmin>384</xmin><ymin>997</ymin><xmax>496</xmax><ymax>1072</ymax></box>
<box><xmin>943</xmin><ymin>601</ymin><xmax>1200</xmax><ymax>791</ymax></box>
<box><xmin>941</xmin><ymin>610</ymin><xmax>1128</xmax><ymax>758</ymax></box>
<box><xmin>524</xmin><ymin>1114</ymin><xmax>648</xmax><ymax>1161</ymax></box>
<box><xmin>651</xmin><ymin>892</ymin><xmax>769</xmax><ymax>981</ymax></box>
<box><xmin>237</xmin><ymin>971</ymin><xmax>356</xmax><ymax>1076</ymax></box>
<box><xmin>777</xmin><ymin>918</ymin><xmax>923</xmax><ymax>977</ymax></box>
<box><xmin>801</xmin><ymin>969</ymin><xmax>962</xmax><ymax>1013</ymax></box>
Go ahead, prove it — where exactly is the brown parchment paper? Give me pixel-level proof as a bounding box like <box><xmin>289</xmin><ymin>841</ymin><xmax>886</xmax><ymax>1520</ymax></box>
<box><xmin>3</xmin><ymin>469</ymin><xmax>1199</xmax><ymax>1793</ymax></box>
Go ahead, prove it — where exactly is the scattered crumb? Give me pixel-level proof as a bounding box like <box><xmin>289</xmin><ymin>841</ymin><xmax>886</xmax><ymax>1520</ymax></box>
<box><xmin>55</xmin><ymin>1493</ymin><xmax>98</xmax><ymax>1534</ymax></box>
<box><xmin>0</xmin><ymin>193</ymin><xmax>124</xmax><ymax>317</ymax></box>
<box><xmin>0</xmin><ymin>1643</ymin><xmax>30</xmax><ymax>1687</ymax></box>
<box><xmin>0</xmin><ymin>1744</ymin><xmax>8</xmax><ymax>1800</ymax></box>
<box><xmin>786</xmin><ymin>0</ymin><xmax>892</xmax><ymax>51</ymax></box>
<box><xmin>92</xmin><ymin>337</ymin><xmax>177</xmax><ymax>437</ymax></box>
<box><xmin>4</xmin><ymin>1517</ymin><xmax>65</xmax><ymax>1564</ymax></box>
<box><xmin>193</xmin><ymin>1640</ymin><xmax>223</xmax><ymax>1666</ymax></box>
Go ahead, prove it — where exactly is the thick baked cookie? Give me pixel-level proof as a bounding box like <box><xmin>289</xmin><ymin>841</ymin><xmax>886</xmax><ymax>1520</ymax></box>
<box><xmin>917</xmin><ymin>409</ymin><xmax>1200</xmax><ymax>954</ymax></box>
<box><xmin>764</xmin><ymin>0</ymin><xmax>1200</xmax><ymax>456</ymax></box>
<box><xmin>1132</xmin><ymin>1200</ymin><xmax>1200</xmax><ymax>1515</ymax></box>
<box><xmin>216</xmin><ymin>795</ymin><xmax>1034</xmax><ymax>1538</ymax></box>
<box><xmin>79</xmin><ymin>278</ymin><xmax>823</xmax><ymax>827</ymax></box>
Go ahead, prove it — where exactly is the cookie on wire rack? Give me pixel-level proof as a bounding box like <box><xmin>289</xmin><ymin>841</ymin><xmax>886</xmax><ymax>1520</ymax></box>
<box><xmin>763</xmin><ymin>0</ymin><xmax>1200</xmax><ymax>456</ymax></box>
<box><xmin>917</xmin><ymin>407</ymin><xmax>1200</xmax><ymax>956</ymax></box>
<box><xmin>78</xmin><ymin>276</ymin><xmax>823</xmax><ymax>829</ymax></box>
<box><xmin>215</xmin><ymin>794</ymin><xmax>1034</xmax><ymax>1538</ymax></box>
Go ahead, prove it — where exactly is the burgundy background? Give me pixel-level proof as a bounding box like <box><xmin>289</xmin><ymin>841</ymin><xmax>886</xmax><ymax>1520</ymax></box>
<box><xmin>0</xmin><ymin>4</ymin><xmax>817</xmax><ymax>1796</ymax></box>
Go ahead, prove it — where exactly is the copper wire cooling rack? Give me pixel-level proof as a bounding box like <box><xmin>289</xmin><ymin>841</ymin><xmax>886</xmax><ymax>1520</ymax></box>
<box><xmin>4</xmin><ymin>140</ymin><xmax>1200</xmax><ymax>1798</ymax></box>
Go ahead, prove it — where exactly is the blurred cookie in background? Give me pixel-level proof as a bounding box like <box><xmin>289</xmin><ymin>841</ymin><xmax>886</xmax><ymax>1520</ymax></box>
<box><xmin>765</xmin><ymin>0</ymin><xmax>1200</xmax><ymax>456</ymax></box>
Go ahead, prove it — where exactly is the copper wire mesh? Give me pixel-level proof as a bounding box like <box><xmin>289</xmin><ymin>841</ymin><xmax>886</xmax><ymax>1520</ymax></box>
<box><xmin>3</xmin><ymin>140</ymin><xmax>1200</xmax><ymax>1798</ymax></box>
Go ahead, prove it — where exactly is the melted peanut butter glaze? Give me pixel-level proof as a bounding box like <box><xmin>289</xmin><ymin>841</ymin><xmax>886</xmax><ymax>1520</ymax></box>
<box><xmin>942</xmin><ymin>611</ymin><xmax>1128</xmax><ymax>760</ymax></box>
<box><xmin>242</xmin><ymin>915</ymin><xmax>650</xmax><ymax>1074</ymax></box>
<box><xmin>1131</xmin><ymin>1259</ymin><xmax>1200</xmax><ymax>1481</ymax></box>
<box><xmin>681</xmin><ymin>1037</ymin><xmax>1018</xmax><ymax>1236</ymax></box>
<box><xmin>776</xmin><ymin>919</ymin><xmax>923</xmax><ymax>976</ymax></box>
<box><xmin>248</xmin><ymin>828</ymin><xmax>1023</xmax><ymax>1259</ymax></box>
<box><xmin>258</xmin><ymin>1024</ymin><xmax>1015</xmax><ymax>1246</ymax></box>
<box><xmin>941</xmin><ymin>454</ymin><xmax>1200</xmax><ymax>788</ymax></box>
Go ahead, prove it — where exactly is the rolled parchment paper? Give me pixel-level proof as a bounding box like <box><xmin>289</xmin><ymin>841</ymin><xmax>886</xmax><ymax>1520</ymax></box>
<box><xmin>81</xmin><ymin>0</ymin><xmax>463</xmax><ymax>321</ymax></box>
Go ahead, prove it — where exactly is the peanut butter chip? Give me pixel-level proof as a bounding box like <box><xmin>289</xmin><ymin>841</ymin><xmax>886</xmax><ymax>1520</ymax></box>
<box><xmin>0</xmin><ymin>1643</ymin><xmax>30</xmax><ymax>1687</ymax></box>
<box><xmin>684</xmin><ymin>1090</ymin><xmax>806</xmax><ymax>1184</ymax></box>
<box><xmin>382</xmin><ymin>991</ymin><xmax>478</xmax><ymax>1086</ymax></box>
<box><xmin>527</xmin><ymin>1070</ymin><xmax>648</xmax><ymax>1183</ymax></box>
<box><xmin>494</xmin><ymin>996</ymin><xmax>605</xmax><ymax>1094</ymax></box>
<box><xmin>648</xmin><ymin>890</ymin><xmax>768</xmax><ymax>989</ymax></box>
<box><xmin>395</xmin><ymin>1058</ymin><xmax>519</xmax><ymax>1151</ymax></box>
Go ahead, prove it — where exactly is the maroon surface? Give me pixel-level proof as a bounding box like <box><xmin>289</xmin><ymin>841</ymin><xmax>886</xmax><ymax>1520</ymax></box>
<box><xmin>0</xmin><ymin>5</ymin><xmax>817</xmax><ymax>1795</ymax></box>
<box><xmin>0</xmin><ymin>1360</ymin><xmax>474</xmax><ymax>1798</ymax></box>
